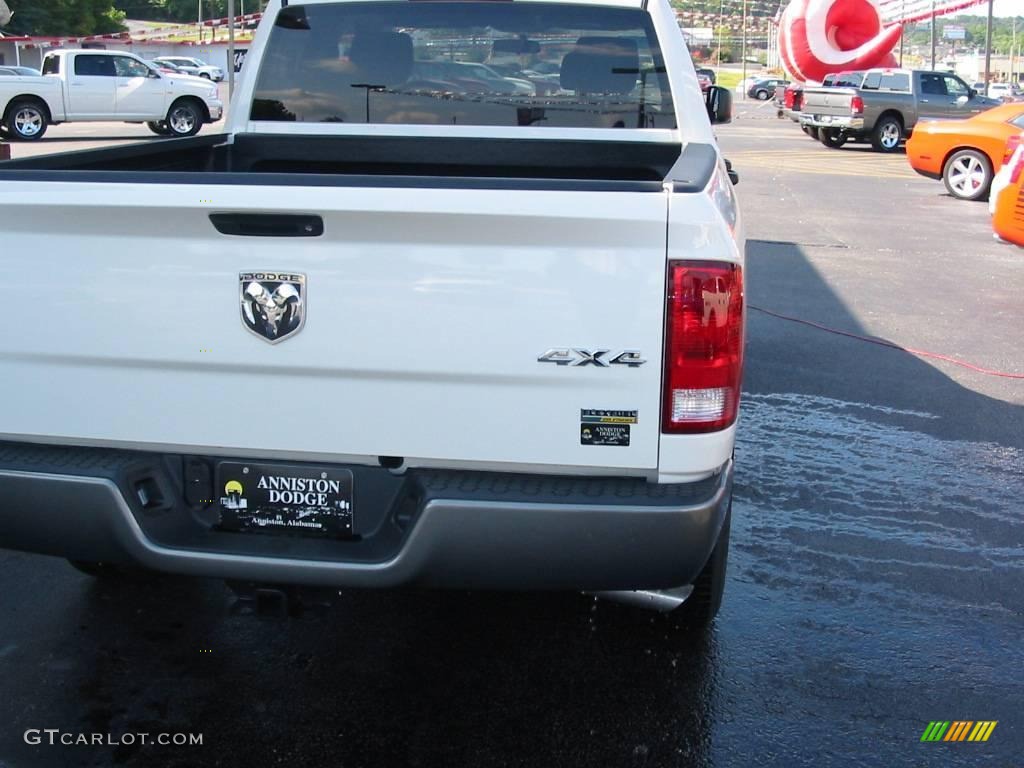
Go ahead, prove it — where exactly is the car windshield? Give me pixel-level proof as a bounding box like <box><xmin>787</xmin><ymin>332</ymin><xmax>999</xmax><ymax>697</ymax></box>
<box><xmin>250</xmin><ymin>0</ymin><xmax>676</xmax><ymax>129</ymax></box>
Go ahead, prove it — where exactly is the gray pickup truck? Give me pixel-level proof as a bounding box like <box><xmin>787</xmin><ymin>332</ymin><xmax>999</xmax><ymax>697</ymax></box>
<box><xmin>801</xmin><ymin>68</ymin><xmax>1000</xmax><ymax>152</ymax></box>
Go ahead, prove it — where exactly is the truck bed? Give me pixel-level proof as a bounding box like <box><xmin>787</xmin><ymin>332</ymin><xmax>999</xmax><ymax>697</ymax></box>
<box><xmin>0</xmin><ymin>132</ymin><xmax>698</xmax><ymax>187</ymax></box>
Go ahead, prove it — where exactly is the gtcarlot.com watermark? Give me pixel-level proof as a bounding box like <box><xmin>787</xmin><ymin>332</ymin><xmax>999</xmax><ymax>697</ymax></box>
<box><xmin>25</xmin><ymin>729</ymin><xmax>202</xmax><ymax>747</ymax></box>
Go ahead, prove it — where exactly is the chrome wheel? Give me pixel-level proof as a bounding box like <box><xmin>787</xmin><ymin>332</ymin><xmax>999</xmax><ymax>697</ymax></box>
<box><xmin>947</xmin><ymin>154</ymin><xmax>988</xmax><ymax>198</ymax></box>
<box><xmin>14</xmin><ymin>106</ymin><xmax>43</xmax><ymax>138</ymax></box>
<box><xmin>880</xmin><ymin>122</ymin><xmax>900</xmax><ymax>149</ymax></box>
<box><xmin>168</xmin><ymin>105</ymin><xmax>197</xmax><ymax>136</ymax></box>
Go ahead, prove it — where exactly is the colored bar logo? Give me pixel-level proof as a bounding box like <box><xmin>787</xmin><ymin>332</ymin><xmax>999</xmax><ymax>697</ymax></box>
<box><xmin>920</xmin><ymin>721</ymin><xmax>997</xmax><ymax>742</ymax></box>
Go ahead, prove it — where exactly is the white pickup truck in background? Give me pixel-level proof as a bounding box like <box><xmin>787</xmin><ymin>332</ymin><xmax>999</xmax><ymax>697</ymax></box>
<box><xmin>0</xmin><ymin>0</ymin><xmax>742</xmax><ymax>626</ymax></box>
<box><xmin>0</xmin><ymin>49</ymin><xmax>223</xmax><ymax>140</ymax></box>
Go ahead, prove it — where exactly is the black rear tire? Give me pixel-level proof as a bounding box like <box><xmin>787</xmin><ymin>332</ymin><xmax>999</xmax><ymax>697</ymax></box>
<box><xmin>673</xmin><ymin>502</ymin><xmax>731</xmax><ymax>627</ymax></box>
<box><xmin>804</xmin><ymin>125</ymin><xmax>820</xmax><ymax>141</ymax></box>
<box><xmin>819</xmin><ymin>128</ymin><xmax>847</xmax><ymax>148</ymax></box>
<box><xmin>871</xmin><ymin>115</ymin><xmax>903</xmax><ymax>152</ymax></box>
<box><xmin>4</xmin><ymin>99</ymin><xmax>48</xmax><ymax>141</ymax></box>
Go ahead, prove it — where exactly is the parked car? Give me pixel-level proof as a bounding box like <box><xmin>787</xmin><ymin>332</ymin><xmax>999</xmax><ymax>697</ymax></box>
<box><xmin>696</xmin><ymin>67</ymin><xmax>716</xmax><ymax>85</ymax></box>
<box><xmin>0</xmin><ymin>66</ymin><xmax>40</xmax><ymax>77</ymax></box>
<box><xmin>987</xmin><ymin>82</ymin><xmax>1023</xmax><ymax>102</ymax></box>
<box><xmin>0</xmin><ymin>0</ymin><xmax>742</xmax><ymax>627</ymax></box>
<box><xmin>905</xmin><ymin>102</ymin><xmax>1024</xmax><ymax>200</ymax></box>
<box><xmin>0</xmin><ymin>50</ymin><xmax>223</xmax><ymax>140</ymax></box>
<box><xmin>748</xmin><ymin>78</ymin><xmax>788</xmax><ymax>100</ymax></box>
<box><xmin>991</xmin><ymin>134</ymin><xmax>1024</xmax><ymax>245</ymax></box>
<box><xmin>801</xmin><ymin>68</ymin><xmax>1001</xmax><ymax>152</ymax></box>
<box><xmin>780</xmin><ymin>82</ymin><xmax>805</xmax><ymax>123</ymax></box>
<box><xmin>153</xmin><ymin>56</ymin><xmax>224</xmax><ymax>81</ymax></box>
<box><xmin>734</xmin><ymin>76</ymin><xmax>759</xmax><ymax>96</ymax></box>
<box><xmin>412</xmin><ymin>60</ymin><xmax>535</xmax><ymax>95</ymax></box>
<box><xmin>990</xmin><ymin>132</ymin><xmax>1022</xmax><ymax>214</ymax></box>
<box><xmin>145</xmin><ymin>59</ymin><xmax>186</xmax><ymax>75</ymax></box>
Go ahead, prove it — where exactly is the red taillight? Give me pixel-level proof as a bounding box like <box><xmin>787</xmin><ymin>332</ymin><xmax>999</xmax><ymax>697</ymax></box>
<box><xmin>1011</xmin><ymin>150</ymin><xmax>1024</xmax><ymax>184</ymax></box>
<box><xmin>662</xmin><ymin>261</ymin><xmax>744</xmax><ymax>434</ymax></box>
<box><xmin>850</xmin><ymin>95</ymin><xmax>864</xmax><ymax>116</ymax></box>
<box><xmin>1003</xmin><ymin>134</ymin><xmax>1021</xmax><ymax>165</ymax></box>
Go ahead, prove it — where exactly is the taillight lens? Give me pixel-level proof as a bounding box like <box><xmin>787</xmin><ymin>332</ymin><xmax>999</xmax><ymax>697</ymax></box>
<box><xmin>662</xmin><ymin>261</ymin><xmax>744</xmax><ymax>434</ymax></box>
<box><xmin>1010</xmin><ymin>149</ymin><xmax>1024</xmax><ymax>184</ymax></box>
<box><xmin>850</xmin><ymin>96</ymin><xmax>864</xmax><ymax>116</ymax></box>
<box><xmin>1003</xmin><ymin>134</ymin><xmax>1021</xmax><ymax>165</ymax></box>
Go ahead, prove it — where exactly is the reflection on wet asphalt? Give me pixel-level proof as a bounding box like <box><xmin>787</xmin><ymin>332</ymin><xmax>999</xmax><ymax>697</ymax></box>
<box><xmin>735</xmin><ymin>392</ymin><xmax>1023</xmax><ymax>613</ymax></box>
<box><xmin>0</xmin><ymin>390</ymin><xmax>1019</xmax><ymax>767</ymax></box>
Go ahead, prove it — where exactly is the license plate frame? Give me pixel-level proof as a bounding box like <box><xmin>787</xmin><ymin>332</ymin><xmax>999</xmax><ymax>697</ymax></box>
<box><xmin>216</xmin><ymin>461</ymin><xmax>354</xmax><ymax>537</ymax></box>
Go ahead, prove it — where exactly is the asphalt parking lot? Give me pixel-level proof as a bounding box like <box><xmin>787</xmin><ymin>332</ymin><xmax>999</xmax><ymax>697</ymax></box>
<box><xmin>1</xmin><ymin>106</ymin><xmax>1022</xmax><ymax>767</ymax></box>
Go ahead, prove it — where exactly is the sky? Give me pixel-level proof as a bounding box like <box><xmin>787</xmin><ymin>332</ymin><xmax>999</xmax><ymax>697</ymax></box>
<box><xmin>961</xmin><ymin>0</ymin><xmax>1022</xmax><ymax>17</ymax></box>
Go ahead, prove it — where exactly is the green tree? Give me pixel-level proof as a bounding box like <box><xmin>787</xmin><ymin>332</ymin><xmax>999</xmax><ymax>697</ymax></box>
<box><xmin>5</xmin><ymin>0</ymin><xmax>125</xmax><ymax>36</ymax></box>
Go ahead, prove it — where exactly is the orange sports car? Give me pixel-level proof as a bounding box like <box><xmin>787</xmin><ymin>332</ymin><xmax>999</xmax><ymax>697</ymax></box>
<box><xmin>906</xmin><ymin>102</ymin><xmax>1024</xmax><ymax>201</ymax></box>
<box><xmin>992</xmin><ymin>138</ymin><xmax>1024</xmax><ymax>246</ymax></box>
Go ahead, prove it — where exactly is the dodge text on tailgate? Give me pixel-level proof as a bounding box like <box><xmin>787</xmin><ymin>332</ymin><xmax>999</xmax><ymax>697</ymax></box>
<box><xmin>0</xmin><ymin>0</ymin><xmax>743</xmax><ymax>626</ymax></box>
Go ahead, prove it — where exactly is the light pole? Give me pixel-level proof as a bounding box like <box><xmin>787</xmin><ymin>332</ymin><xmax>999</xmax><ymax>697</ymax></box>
<box><xmin>198</xmin><ymin>0</ymin><xmax>203</xmax><ymax>45</ymax></box>
<box><xmin>716</xmin><ymin>0</ymin><xmax>725</xmax><ymax>74</ymax></box>
<box><xmin>983</xmin><ymin>0</ymin><xmax>994</xmax><ymax>88</ymax></box>
<box><xmin>228</xmin><ymin>0</ymin><xmax>236</xmax><ymax>97</ymax></box>
<box><xmin>741</xmin><ymin>0</ymin><xmax>748</xmax><ymax>96</ymax></box>
<box><xmin>899</xmin><ymin>0</ymin><xmax>905</xmax><ymax>67</ymax></box>
<box><xmin>930</xmin><ymin>0</ymin><xmax>936</xmax><ymax>70</ymax></box>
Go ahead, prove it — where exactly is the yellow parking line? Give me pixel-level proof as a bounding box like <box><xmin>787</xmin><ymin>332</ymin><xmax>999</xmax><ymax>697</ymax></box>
<box><xmin>728</xmin><ymin>154</ymin><xmax>917</xmax><ymax>179</ymax></box>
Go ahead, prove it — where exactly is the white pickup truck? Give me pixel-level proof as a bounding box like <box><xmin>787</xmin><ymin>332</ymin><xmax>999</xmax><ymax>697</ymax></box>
<box><xmin>0</xmin><ymin>0</ymin><xmax>743</xmax><ymax>625</ymax></box>
<box><xmin>0</xmin><ymin>49</ymin><xmax>223</xmax><ymax>141</ymax></box>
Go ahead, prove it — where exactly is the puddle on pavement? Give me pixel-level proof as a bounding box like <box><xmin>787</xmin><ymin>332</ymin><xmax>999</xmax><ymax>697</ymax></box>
<box><xmin>731</xmin><ymin>392</ymin><xmax>1023</xmax><ymax>616</ymax></box>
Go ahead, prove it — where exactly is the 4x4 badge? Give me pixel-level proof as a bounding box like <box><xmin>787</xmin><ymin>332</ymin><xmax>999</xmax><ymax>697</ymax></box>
<box><xmin>537</xmin><ymin>349</ymin><xmax>646</xmax><ymax>367</ymax></box>
<box><xmin>239</xmin><ymin>272</ymin><xmax>305</xmax><ymax>344</ymax></box>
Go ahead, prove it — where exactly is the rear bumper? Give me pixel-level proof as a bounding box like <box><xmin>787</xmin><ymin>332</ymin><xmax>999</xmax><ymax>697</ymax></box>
<box><xmin>0</xmin><ymin>442</ymin><xmax>732</xmax><ymax>591</ymax></box>
<box><xmin>800</xmin><ymin>114</ymin><xmax>865</xmax><ymax>131</ymax></box>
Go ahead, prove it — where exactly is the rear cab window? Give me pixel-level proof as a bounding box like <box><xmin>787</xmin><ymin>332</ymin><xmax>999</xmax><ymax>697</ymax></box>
<box><xmin>74</xmin><ymin>55</ymin><xmax>117</xmax><ymax>77</ymax></box>
<box><xmin>250</xmin><ymin>1</ymin><xmax>676</xmax><ymax>130</ymax></box>
<box><xmin>41</xmin><ymin>56</ymin><xmax>59</xmax><ymax>75</ymax></box>
<box><xmin>879</xmin><ymin>72</ymin><xmax>910</xmax><ymax>91</ymax></box>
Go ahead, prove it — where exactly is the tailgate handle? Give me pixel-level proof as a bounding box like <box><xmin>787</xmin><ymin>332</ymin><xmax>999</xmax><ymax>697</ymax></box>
<box><xmin>209</xmin><ymin>213</ymin><xmax>324</xmax><ymax>237</ymax></box>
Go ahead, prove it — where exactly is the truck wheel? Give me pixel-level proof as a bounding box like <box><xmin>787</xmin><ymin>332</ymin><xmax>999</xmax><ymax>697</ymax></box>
<box><xmin>803</xmin><ymin>125</ymin><xmax>820</xmax><ymax>141</ymax></box>
<box><xmin>942</xmin><ymin>149</ymin><xmax>993</xmax><ymax>201</ymax></box>
<box><xmin>674</xmin><ymin>502</ymin><xmax>731</xmax><ymax>627</ymax></box>
<box><xmin>165</xmin><ymin>100</ymin><xmax>203</xmax><ymax>138</ymax></box>
<box><xmin>819</xmin><ymin>129</ymin><xmax>847</xmax><ymax>148</ymax></box>
<box><xmin>147</xmin><ymin>120</ymin><xmax>173</xmax><ymax>136</ymax></box>
<box><xmin>4</xmin><ymin>100</ymin><xmax>48</xmax><ymax>141</ymax></box>
<box><xmin>871</xmin><ymin>116</ymin><xmax>902</xmax><ymax>152</ymax></box>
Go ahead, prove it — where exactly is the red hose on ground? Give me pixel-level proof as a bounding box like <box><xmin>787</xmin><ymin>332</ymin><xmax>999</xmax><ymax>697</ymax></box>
<box><xmin>748</xmin><ymin>304</ymin><xmax>1024</xmax><ymax>380</ymax></box>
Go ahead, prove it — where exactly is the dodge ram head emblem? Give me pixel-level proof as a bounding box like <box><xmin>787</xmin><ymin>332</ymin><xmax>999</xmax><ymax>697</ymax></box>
<box><xmin>239</xmin><ymin>272</ymin><xmax>305</xmax><ymax>343</ymax></box>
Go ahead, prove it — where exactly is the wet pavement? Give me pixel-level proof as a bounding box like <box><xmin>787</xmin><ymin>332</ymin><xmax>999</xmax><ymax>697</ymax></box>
<box><xmin>1</xmin><ymin>110</ymin><xmax>1022</xmax><ymax>767</ymax></box>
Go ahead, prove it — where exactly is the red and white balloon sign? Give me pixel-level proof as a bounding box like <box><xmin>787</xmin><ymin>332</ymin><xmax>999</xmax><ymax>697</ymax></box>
<box><xmin>778</xmin><ymin>0</ymin><xmax>903</xmax><ymax>84</ymax></box>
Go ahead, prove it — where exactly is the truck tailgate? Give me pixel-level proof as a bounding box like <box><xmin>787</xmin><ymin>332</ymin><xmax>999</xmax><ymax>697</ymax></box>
<box><xmin>0</xmin><ymin>181</ymin><xmax>669</xmax><ymax>473</ymax></box>
<box><xmin>801</xmin><ymin>87</ymin><xmax>857</xmax><ymax>117</ymax></box>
